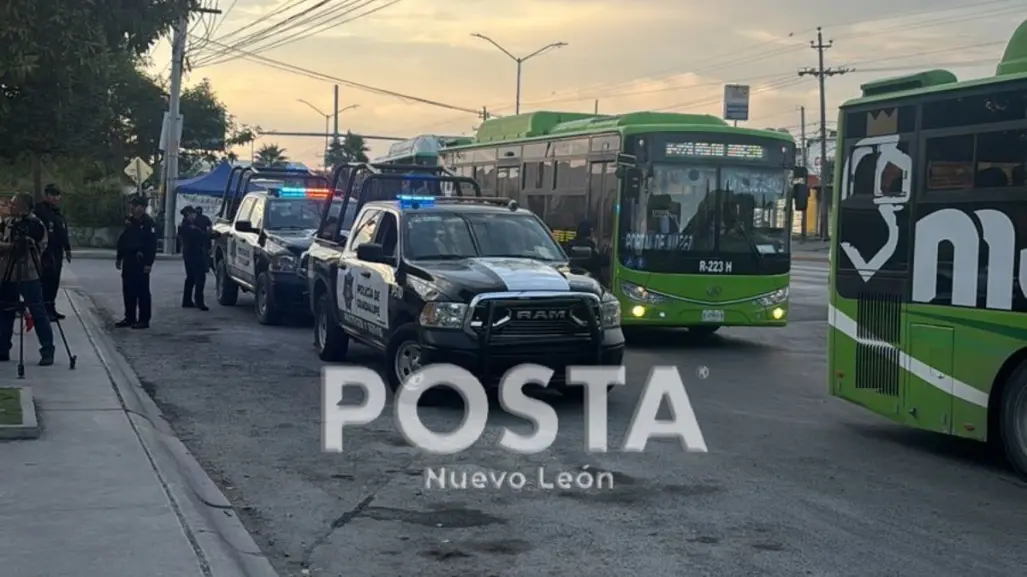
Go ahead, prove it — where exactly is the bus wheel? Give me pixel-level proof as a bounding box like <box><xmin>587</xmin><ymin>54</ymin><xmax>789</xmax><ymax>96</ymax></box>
<box><xmin>999</xmin><ymin>362</ymin><xmax>1027</xmax><ymax>479</ymax></box>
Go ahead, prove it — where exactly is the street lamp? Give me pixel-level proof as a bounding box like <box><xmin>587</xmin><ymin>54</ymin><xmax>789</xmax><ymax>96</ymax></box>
<box><xmin>470</xmin><ymin>33</ymin><xmax>567</xmax><ymax>115</ymax></box>
<box><xmin>297</xmin><ymin>100</ymin><xmax>360</xmax><ymax>169</ymax></box>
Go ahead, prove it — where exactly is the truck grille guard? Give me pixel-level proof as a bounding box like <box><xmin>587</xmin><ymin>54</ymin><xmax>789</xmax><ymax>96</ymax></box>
<box><xmin>462</xmin><ymin>291</ymin><xmax>605</xmax><ymax>373</ymax></box>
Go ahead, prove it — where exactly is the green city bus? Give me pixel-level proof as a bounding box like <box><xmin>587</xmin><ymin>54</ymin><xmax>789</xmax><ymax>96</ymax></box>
<box><xmin>373</xmin><ymin>135</ymin><xmax>471</xmax><ymax>165</ymax></box>
<box><xmin>828</xmin><ymin>19</ymin><xmax>1027</xmax><ymax>475</ymax></box>
<box><xmin>435</xmin><ymin>111</ymin><xmax>808</xmax><ymax>332</ymax></box>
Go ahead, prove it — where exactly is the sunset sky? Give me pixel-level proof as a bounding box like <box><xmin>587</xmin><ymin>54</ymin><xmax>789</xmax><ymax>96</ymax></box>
<box><xmin>147</xmin><ymin>0</ymin><xmax>1023</xmax><ymax>166</ymax></box>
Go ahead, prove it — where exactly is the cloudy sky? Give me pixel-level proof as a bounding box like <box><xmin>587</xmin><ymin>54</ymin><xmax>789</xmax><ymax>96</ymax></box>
<box><xmin>148</xmin><ymin>0</ymin><xmax>1024</xmax><ymax>166</ymax></box>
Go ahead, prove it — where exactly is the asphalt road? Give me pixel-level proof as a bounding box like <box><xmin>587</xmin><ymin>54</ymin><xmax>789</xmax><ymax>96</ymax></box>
<box><xmin>62</xmin><ymin>258</ymin><xmax>1027</xmax><ymax>577</ymax></box>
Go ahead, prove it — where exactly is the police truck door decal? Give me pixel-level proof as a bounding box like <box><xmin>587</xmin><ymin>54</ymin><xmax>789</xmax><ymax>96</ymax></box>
<box><xmin>838</xmin><ymin>134</ymin><xmax>911</xmax><ymax>282</ymax></box>
<box><xmin>338</xmin><ymin>266</ymin><xmax>388</xmax><ymax>338</ymax></box>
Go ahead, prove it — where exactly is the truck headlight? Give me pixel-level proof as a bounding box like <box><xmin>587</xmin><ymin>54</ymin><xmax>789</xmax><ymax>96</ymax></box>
<box><xmin>600</xmin><ymin>297</ymin><xmax>621</xmax><ymax>328</ymax></box>
<box><xmin>270</xmin><ymin>254</ymin><xmax>297</xmax><ymax>272</ymax></box>
<box><xmin>755</xmin><ymin>287</ymin><xmax>789</xmax><ymax>307</ymax></box>
<box><xmin>419</xmin><ymin>301</ymin><xmax>468</xmax><ymax>329</ymax></box>
<box><xmin>619</xmin><ymin>280</ymin><xmax>666</xmax><ymax>304</ymax></box>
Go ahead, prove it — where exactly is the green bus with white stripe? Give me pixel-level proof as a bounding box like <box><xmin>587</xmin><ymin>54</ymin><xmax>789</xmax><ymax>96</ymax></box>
<box><xmin>828</xmin><ymin>19</ymin><xmax>1027</xmax><ymax>476</ymax></box>
<box><xmin>438</xmin><ymin>111</ymin><xmax>808</xmax><ymax>332</ymax></box>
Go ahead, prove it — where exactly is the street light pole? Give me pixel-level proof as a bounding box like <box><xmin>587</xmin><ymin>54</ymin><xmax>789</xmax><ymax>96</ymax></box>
<box><xmin>470</xmin><ymin>33</ymin><xmax>567</xmax><ymax>115</ymax></box>
<box><xmin>298</xmin><ymin>100</ymin><xmax>360</xmax><ymax>170</ymax></box>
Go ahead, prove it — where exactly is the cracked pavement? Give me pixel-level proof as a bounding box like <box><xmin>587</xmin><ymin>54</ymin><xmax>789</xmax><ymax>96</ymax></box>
<box><xmin>62</xmin><ymin>259</ymin><xmax>1027</xmax><ymax>577</ymax></box>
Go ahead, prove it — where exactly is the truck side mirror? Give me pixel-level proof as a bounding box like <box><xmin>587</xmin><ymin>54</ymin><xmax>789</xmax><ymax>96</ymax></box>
<box><xmin>234</xmin><ymin>220</ymin><xmax>254</xmax><ymax>233</ymax></box>
<box><xmin>792</xmin><ymin>183</ymin><xmax>809</xmax><ymax>212</ymax></box>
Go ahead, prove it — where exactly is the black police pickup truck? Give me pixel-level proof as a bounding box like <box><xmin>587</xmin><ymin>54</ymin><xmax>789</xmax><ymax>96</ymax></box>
<box><xmin>305</xmin><ymin>193</ymin><xmax>626</xmax><ymax>394</ymax></box>
<box><xmin>213</xmin><ymin>186</ymin><xmax>354</xmax><ymax>324</ymax></box>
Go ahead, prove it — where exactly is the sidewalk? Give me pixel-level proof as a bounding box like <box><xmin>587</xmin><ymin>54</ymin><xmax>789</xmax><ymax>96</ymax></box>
<box><xmin>72</xmin><ymin>248</ymin><xmax>178</xmax><ymax>261</ymax></box>
<box><xmin>0</xmin><ymin>290</ymin><xmax>278</xmax><ymax>577</ymax></box>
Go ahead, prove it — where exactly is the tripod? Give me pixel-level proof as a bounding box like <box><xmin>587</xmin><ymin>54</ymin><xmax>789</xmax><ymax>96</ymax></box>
<box><xmin>1</xmin><ymin>232</ymin><xmax>77</xmax><ymax>378</ymax></box>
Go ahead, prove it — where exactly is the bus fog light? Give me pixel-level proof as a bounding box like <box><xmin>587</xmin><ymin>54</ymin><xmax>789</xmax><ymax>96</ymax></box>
<box><xmin>772</xmin><ymin>307</ymin><xmax>785</xmax><ymax>320</ymax></box>
<box><xmin>631</xmin><ymin>305</ymin><xmax>646</xmax><ymax>317</ymax></box>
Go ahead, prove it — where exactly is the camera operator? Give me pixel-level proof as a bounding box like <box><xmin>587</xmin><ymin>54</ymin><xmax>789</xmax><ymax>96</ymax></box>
<box><xmin>34</xmin><ymin>184</ymin><xmax>72</xmax><ymax>320</ymax></box>
<box><xmin>115</xmin><ymin>196</ymin><xmax>157</xmax><ymax>329</ymax></box>
<box><xmin>0</xmin><ymin>193</ymin><xmax>56</xmax><ymax>365</ymax></box>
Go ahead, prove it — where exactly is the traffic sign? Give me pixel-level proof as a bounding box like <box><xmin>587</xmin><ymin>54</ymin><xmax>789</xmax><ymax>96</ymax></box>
<box><xmin>124</xmin><ymin>157</ymin><xmax>153</xmax><ymax>184</ymax></box>
<box><xmin>723</xmin><ymin>84</ymin><xmax>750</xmax><ymax>121</ymax></box>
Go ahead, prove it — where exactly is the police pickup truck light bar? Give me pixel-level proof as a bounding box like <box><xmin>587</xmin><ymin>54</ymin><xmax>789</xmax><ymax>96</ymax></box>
<box><xmin>396</xmin><ymin>195</ymin><xmax>435</xmax><ymax>209</ymax></box>
<box><xmin>277</xmin><ymin>187</ymin><xmax>330</xmax><ymax>199</ymax></box>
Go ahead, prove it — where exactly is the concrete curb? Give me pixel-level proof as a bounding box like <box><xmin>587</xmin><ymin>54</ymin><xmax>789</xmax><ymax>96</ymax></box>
<box><xmin>0</xmin><ymin>387</ymin><xmax>41</xmax><ymax>440</ymax></box>
<box><xmin>66</xmin><ymin>290</ymin><xmax>280</xmax><ymax>577</ymax></box>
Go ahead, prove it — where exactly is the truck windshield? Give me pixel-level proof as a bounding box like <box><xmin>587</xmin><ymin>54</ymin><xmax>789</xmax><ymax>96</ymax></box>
<box><xmin>619</xmin><ymin>163</ymin><xmax>790</xmax><ymax>271</ymax></box>
<box><xmin>404</xmin><ymin>212</ymin><xmax>565</xmax><ymax>261</ymax></box>
<box><xmin>266</xmin><ymin>199</ymin><xmax>324</xmax><ymax>230</ymax></box>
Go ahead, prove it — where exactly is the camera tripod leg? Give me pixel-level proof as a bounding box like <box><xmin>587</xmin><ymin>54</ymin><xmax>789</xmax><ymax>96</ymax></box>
<box><xmin>50</xmin><ymin>316</ymin><xmax>77</xmax><ymax>370</ymax></box>
<box><xmin>17</xmin><ymin>309</ymin><xmax>24</xmax><ymax>379</ymax></box>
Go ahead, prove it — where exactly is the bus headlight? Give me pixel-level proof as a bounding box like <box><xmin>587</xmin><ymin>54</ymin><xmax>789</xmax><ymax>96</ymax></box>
<box><xmin>600</xmin><ymin>297</ymin><xmax>621</xmax><ymax>328</ymax></box>
<box><xmin>620</xmin><ymin>280</ymin><xmax>666</xmax><ymax>304</ymax></box>
<box><xmin>755</xmin><ymin>287</ymin><xmax>789</xmax><ymax>307</ymax></box>
<box><xmin>270</xmin><ymin>254</ymin><xmax>297</xmax><ymax>272</ymax></box>
<box><xmin>419</xmin><ymin>302</ymin><xmax>467</xmax><ymax>329</ymax></box>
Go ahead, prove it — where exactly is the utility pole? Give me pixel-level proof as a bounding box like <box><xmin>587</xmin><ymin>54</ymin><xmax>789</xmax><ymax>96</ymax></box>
<box><xmin>799</xmin><ymin>105</ymin><xmax>807</xmax><ymax>239</ymax></box>
<box><xmin>333</xmin><ymin>84</ymin><xmax>340</xmax><ymax>143</ymax></box>
<box><xmin>798</xmin><ymin>27</ymin><xmax>851</xmax><ymax>240</ymax></box>
<box><xmin>594</xmin><ymin>100</ymin><xmax>599</xmax><ymax>114</ymax></box>
<box><xmin>161</xmin><ymin>6</ymin><xmax>220</xmax><ymax>255</ymax></box>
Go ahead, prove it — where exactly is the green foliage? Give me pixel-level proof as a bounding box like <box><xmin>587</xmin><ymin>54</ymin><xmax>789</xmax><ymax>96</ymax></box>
<box><xmin>0</xmin><ymin>0</ymin><xmax>193</xmax><ymax>158</ymax></box>
<box><xmin>0</xmin><ymin>156</ymin><xmax>126</xmax><ymax>227</ymax></box>
<box><xmin>255</xmin><ymin>144</ymin><xmax>288</xmax><ymax>167</ymax></box>
<box><xmin>325</xmin><ymin>132</ymin><xmax>370</xmax><ymax>167</ymax></box>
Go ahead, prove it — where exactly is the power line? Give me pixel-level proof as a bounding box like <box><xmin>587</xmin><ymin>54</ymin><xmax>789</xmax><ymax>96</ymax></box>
<box><xmin>485</xmin><ymin>0</ymin><xmax>1020</xmax><ymax>113</ymax></box>
<box><xmin>189</xmin><ymin>35</ymin><xmax>483</xmax><ymax>115</ymax></box>
<box><xmin>197</xmin><ymin>0</ymin><xmax>342</xmax><ymax>61</ymax></box>
<box><xmin>197</xmin><ymin>0</ymin><xmax>400</xmax><ymax>67</ymax></box>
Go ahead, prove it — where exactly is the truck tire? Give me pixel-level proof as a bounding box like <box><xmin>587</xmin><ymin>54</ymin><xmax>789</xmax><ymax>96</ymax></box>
<box><xmin>255</xmin><ymin>271</ymin><xmax>282</xmax><ymax>325</ymax></box>
<box><xmin>314</xmin><ymin>292</ymin><xmax>349</xmax><ymax>361</ymax></box>
<box><xmin>385</xmin><ymin>322</ymin><xmax>447</xmax><ymax>405</ymax></box>
<box><xmin>216</xmin><ymin>257</ymin><xmax>239</xmax><ymax>306</ymax></box>
<box><xmin>999</xmin><ymin>361</ymin><xmax>1027</xmax><ymax>479</ymax></box>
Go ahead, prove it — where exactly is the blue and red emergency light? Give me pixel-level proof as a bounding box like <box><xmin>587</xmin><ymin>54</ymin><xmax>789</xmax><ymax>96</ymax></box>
<box><xmin>278</xmin><ymin>187</ymin><xmax>330</xmax><ymax>199</ymax></box>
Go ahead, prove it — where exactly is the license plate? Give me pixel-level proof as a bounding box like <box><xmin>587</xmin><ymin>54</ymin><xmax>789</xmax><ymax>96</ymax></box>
<box><xmin>701</xmin><ymin>309</ymin><xmax>724</xmax><ymax>323</ymax></box>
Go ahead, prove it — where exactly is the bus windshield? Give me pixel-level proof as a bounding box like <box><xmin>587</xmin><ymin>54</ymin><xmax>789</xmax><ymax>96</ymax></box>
<box><xmin>619</xmin><ymin>163</ymin><xmax>790</xmax><ymax>271</ymax></box>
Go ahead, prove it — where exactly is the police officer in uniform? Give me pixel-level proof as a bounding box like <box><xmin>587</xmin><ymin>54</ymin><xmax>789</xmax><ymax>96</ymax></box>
<box><xmin>177</xmin><ymin>206</ymin><xmax>208</xmax><ymax>310</ymax></box>
<box><xmin>115</xmin><ymin>196</ymin><xmax>157</xmax><ymax>329</ymax></box>
<box><xmin>34</xmin><ymin>184</ymin><xmax>72</xmax><ymax>320</ymax></box>
<box><xmin>194</xmin><ymin>206</ymin><xmax>213</xmax><ymax>270</ymax></box>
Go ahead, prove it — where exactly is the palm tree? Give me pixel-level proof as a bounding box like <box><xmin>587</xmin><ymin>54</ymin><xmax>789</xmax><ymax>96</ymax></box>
<box><xmin>255</xmin><ymin>143</ymin><xmax>288</xmax><ymax>167</ymax></box>
<box><xmin>341</xmin><ymin>131</ymin><xmax>369</xmax><ymax>163</ymax></box>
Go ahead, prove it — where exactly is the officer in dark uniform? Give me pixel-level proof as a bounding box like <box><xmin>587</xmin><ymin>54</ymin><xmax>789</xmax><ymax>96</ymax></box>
<box><xmin>177</xmin><ymin>206</ymin><xmax>208</xmax><ymax>310</ymax></box>
<box><xmin>194</xmin><ymin>206</ymin><xmax>213</xmax><ymax>270</ymax></box>
<box><xmin>115</xmin><ymin>196</ymin><xmax>157</xmax><ymax>329</ymax></box>
<box><xmin>34</xmin><ymin>184</ymin><xmax>72</xmax><ymax>319</ymax></box>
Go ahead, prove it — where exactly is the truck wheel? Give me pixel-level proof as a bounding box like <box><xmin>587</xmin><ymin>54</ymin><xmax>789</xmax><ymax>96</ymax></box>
<box><xmin>216</xmin><ymin>258</ymin><xmax>239</xmax><ymax>306</ymax></box>
<box><xmin>999</xmin><ymin>362</ymin><xmax>1027</xmax><ymax>479</ymax></box>
<box><xmin>314</xmin><ymin>292</ymin><xmax>348</xmax><ymax>361</ymax></box>
<box><xmin>255</xmin><ymin>271</ymin><xmax>281</xmax><ymax>325</ymax></box>
<box><xmin>386</xmin><ymin>322</ymin><xmax>448</xmax><ymax>405</ymax></box>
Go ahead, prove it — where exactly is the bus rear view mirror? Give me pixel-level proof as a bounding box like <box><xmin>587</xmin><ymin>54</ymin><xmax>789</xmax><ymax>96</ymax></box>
<box><xmin>792</xmin><ymin>183</ymin><xmax>809</xmax><ymax>212</ymax></box>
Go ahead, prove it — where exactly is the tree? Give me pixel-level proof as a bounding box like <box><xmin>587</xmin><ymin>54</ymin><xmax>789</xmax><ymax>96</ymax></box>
<box><xmin>323</xmin><ymin>132</ymin><xmax>369</xmax><ymax>167</ymax></box>
<box><xmin>0</xmin><ymin>0</ymin><xmax>193</xmax><ymax>190</ymax></box>
<box><xmin>177</xmin><ymin>79</ymin><xmax>256</xmax><ymax>173</ymax></box>
<box><xmin>255</xmin><ymin>144</ymin><xmax>288</xmax><ymax>167</ymax></box>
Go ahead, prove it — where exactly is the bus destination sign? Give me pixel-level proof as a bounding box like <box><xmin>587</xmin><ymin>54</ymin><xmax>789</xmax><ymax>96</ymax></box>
<box><xmin>665</xmin><ymin>142</ymin><xmax>765</xmax><ymax>160</ymax></box>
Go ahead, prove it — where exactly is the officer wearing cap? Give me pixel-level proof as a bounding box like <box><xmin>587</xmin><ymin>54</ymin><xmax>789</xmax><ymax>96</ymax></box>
<box><xmin>177</xmin><ymin>206</ymin><xmax>208</xmax><ymax>310</ymax></box>
<box><xmin>115</xmin><ymin>196</ymin><xmax>157</xmax><ymax>328</ymax></box>
<box><xmin>34</xmin><ymin>184</ymin><xmax>72</xmax><ymax>319</ymax></box>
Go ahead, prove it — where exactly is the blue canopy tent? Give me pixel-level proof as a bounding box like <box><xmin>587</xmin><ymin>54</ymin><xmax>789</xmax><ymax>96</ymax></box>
<box><xmin>175</xmin><ymin>160</ymin><xmax>248</xmax><ymax>196</ymax></box>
